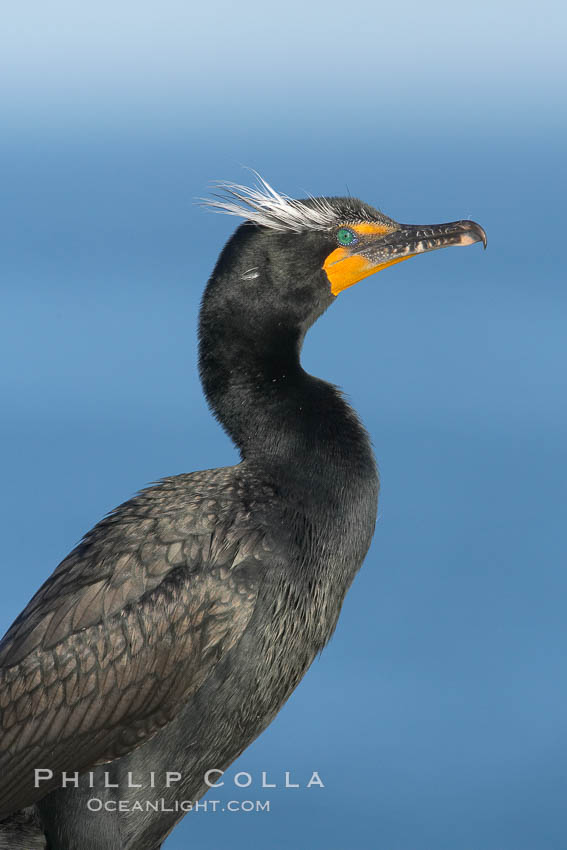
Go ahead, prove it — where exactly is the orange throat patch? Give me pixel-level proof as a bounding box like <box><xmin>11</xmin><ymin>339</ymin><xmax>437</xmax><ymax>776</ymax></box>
<box><xmin>323</xmin><ymin>249</ymin><xmax>413</xmax><ymax>296</ymax></box>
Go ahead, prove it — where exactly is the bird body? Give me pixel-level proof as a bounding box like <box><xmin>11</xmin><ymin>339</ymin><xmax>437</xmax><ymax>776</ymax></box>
<box><xmin>1</xmin><ymin>405</ymin><xmax>377</xmax><ymax>849</ymax></box>
<box><xmin>0</xmin><ymin>177</ymin><xmax>485</xmax><ymax>849</ymax></box>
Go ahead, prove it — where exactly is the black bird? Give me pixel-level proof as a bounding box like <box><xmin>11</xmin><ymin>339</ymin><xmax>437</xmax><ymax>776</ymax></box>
<box><xmin>0</xmin><ymin>177</ymin><xmax>486</xmax><ymax>849</ymax></box>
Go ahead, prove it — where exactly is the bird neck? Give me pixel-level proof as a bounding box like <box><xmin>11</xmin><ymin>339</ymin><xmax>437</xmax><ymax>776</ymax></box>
<box><xmin>199</xmin><ymin>309</ymin><xmax>374</xmax><ymax>480</ymax></box>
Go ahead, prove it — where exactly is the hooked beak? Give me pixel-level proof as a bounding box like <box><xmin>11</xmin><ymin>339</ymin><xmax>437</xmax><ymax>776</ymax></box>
<box><xmin>324</xmin><ymin>219</ymin><xmax>487</xmax><ymax>296</ymax></box>
<box><xmin>372</xmin><ymin>219</ymin><xmax>487</xmax><ymax>259</ymax></box>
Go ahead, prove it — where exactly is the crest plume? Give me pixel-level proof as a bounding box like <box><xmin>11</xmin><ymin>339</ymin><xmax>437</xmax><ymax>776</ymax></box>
<box><xmin>201</xmin><ymin>172</ymin><xmax>341</xmax><ymax>233</ymax></box>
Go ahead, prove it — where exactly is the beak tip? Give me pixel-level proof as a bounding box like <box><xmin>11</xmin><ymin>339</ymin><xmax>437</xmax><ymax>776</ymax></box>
<box><xmin>463</xmin><ymin>220</ymin><xmax>487</xmax><ymax>251</ymax></box>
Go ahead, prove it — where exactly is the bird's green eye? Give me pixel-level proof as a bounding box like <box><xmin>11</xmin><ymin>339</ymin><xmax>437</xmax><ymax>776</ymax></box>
<box><xmin>337</xmin><ymin>227</ymin><xmax>357</xmax><ymax>247</ymax></box>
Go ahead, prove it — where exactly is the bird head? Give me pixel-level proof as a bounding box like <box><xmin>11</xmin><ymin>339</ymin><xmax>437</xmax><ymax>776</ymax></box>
<box><xmin>203</xmin><ymin>175</ymin><xmax>486</xmax><ymax>332</ymax></box>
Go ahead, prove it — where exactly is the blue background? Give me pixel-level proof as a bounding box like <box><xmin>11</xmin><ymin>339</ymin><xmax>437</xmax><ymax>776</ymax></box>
<box><xmin>1</xmin><ymin>2</ymin><xmax>566</xmax><ymax>848</ymax></box>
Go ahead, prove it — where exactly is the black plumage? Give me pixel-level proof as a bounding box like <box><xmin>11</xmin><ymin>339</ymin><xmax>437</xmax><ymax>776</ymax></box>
<box><xmin>0</xmin><ymin>181</ymin><xmax>485</xmax><ymax>849</ymax></box>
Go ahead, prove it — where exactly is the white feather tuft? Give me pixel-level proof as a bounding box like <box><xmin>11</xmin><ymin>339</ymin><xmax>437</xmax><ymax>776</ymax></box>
<box><xmin>201</xmin><ymin>172</ymin><xmax>341</xmax><ymax>233</ymax></box>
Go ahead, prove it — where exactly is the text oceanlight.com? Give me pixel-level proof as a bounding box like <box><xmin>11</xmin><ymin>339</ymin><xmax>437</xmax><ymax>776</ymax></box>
<box><xmin>86</xmin><ymin>798</ymin><xmax>271</xmax><ymax>813</ymax></box>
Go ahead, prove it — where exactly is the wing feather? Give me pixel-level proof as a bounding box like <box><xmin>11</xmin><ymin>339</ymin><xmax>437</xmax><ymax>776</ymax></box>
<box><xmin>0</xmin><ymin>469</ymin><xmax>270</xmax><ymax>817</ymax></box>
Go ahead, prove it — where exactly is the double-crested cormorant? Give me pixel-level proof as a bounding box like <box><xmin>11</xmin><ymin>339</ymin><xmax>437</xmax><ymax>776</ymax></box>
<box><xmin>0</xmin><ymin>177</ymin><xmax>486</xmax><ymax>849</ymax></box>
